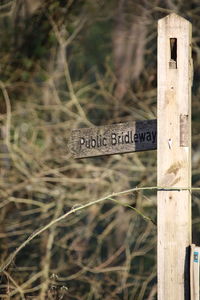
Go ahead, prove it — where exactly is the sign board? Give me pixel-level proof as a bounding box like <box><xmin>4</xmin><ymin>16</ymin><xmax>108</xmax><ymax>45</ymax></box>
<box><xmin>69</xmin><ymin>119</ymin><xmax>157</xmax><ymax>158</ymax></box>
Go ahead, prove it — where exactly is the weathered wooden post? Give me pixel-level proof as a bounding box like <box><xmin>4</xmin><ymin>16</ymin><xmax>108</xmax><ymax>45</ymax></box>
<box><xmin>157</xmin><ymin>13</ymin><xmax>192</xmax><ymax>299</ymax></box>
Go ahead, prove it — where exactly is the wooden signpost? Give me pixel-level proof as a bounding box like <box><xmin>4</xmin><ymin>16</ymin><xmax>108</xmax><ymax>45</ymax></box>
<box><xmin>157</xmin><ymin>14</ymin><xmax>192</xmax><ymax>300</ymax></box>
<box><xmin>69</xmin><ymin>13</ymin><xmax>193</xmax><ymax>300</ymax></box>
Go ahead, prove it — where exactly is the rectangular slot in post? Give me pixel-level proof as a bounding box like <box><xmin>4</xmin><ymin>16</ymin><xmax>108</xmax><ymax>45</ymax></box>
<box><xmin>169</xmin><ymin>38</ymin><xmax>177</xmax><ymax>69</ymax></box>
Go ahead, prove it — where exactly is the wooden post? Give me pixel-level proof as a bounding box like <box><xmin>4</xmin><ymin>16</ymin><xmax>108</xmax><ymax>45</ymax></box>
<box><xmin>190</xmin><ymin>244</ymin><xmax>200</xmax><ymax>300</ymax></box>
<box><xmin>157</xmin><ymin>14</ymin><xmax>192</xmax><ymax>299</ymax></box>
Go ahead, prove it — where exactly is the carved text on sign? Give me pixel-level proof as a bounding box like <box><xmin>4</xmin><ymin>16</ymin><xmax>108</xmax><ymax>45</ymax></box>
<box><xmin>69</xmin><ymin>119</ymin><xmax>157</xmax><ymax>158</ymax></box>
<box><xmin>79</xmin><ymin>130</ymin><xmax>156</xmax><ymax>150</ymax></box>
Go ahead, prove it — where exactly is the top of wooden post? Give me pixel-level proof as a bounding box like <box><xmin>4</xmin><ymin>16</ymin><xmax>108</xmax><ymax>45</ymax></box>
<box><xmin>158</xmin><ymin>13</ymin><xmax>191</xmax><ymax>27</ymax></box>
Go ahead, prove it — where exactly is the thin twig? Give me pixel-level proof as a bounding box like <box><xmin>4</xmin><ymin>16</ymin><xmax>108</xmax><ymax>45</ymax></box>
<box><xmin>0</xmin><ymin>185</ymin><xmax>199</xmax><ymax>272</ymax></box>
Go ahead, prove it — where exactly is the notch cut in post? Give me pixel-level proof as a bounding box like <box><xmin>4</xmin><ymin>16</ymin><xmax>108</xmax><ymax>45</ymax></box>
<box><xmin>180</xmin><ymin>114</ymin><xmax>189</xmax><ymax>147</ymax></box>
<box><xmin>169</xmin><ymin>38</ymin><xmax>177</xmax><ymax>69</ymax></box>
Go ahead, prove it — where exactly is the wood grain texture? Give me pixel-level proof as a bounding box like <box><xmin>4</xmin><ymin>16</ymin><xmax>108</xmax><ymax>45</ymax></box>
<box><xmin>157</xmin><ymin>13</ymin><xmax>192</xmax><ymax>300</ymax></box>
<box><xmin>69</xmin><ymin>119</ymin><xmax>157</xmax><ymax>158</ymax></box>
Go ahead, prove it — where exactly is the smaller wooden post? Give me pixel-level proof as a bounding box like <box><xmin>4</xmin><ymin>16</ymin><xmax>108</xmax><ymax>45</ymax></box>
<box><xmin>157</xmin><ymin>14</ymin><xmax>192</xmax><ymax>299</ymax></box>
<box><xmin>190</xmin><ymin>244</ymin><xmax>200</xmax><ymax>300</ymax></box>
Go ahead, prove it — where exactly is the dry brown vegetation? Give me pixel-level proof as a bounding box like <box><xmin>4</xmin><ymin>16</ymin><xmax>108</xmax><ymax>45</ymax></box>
<box><xmin>0</xmin><ymin>0</ymin><xmax>200</xmax><ymax>299</ymax></box>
